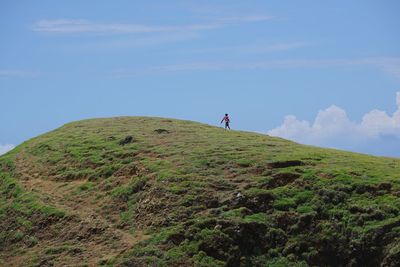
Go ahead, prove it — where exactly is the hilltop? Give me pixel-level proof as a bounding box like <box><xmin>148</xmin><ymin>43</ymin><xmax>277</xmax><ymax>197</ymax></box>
<box><xmin>1</xmin><ymin>117</ymin><xmax>400</xmax><ymax>266</ymax></box>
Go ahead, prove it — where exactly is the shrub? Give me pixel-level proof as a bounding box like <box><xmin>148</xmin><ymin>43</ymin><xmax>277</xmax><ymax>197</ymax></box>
<box><xmin>237</xmin><ymin>159</ymin><xmax>252</xmax><ymax>168</ymax></box>
<box><xmin>297</xmin><ymin>205</ymin><xmax>314</xmax><ymax>214</ymax></box>
<box><xmin>13</xmin><ymin>231</ymin><xmax>24</xmax><ymax>242</ymax></box>
<box><xmin>274</xmin><ymin>198</ymin><xmax>297</xmax><ymax>211</ymax></box>
<box><xmin>193</xmin><ymin>251</ymin><xmax>225</xmax><ymax>267</ymax></box>
<box><xmin>112</xmin><ymin>176</ymin><xmax>148</xmax><ymax>201</ymax></box>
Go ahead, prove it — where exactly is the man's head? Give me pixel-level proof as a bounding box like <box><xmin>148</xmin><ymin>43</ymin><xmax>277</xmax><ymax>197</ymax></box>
<box><xmin>225</xmin><ymin>113</ymin><xmax>228</xmax><ymax>116</ymax></box>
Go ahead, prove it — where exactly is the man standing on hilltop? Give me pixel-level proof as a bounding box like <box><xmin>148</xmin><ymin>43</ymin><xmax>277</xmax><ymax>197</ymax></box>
<box><xmin>221</xmin><ymin>113</ymin><xmax>231</xmax><ymax>130</ymax></box>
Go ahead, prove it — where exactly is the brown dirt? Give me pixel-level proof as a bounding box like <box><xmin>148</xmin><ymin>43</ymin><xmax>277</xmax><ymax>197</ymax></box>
<box><xmin>267</xmin><ymin>160</ymin><xmax>305</xmax><ymax>169</ymax></box>
<box><xmin>8</xmin><ymin>153</ymin><xmax>150</xmax><ymax>267</ymax></box>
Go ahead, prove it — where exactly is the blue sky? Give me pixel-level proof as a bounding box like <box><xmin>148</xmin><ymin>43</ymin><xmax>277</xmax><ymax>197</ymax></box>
<box><xmin>1</xmin><ymin>0</ymin><xmax>400</xmax><ymax>157</ymax></box>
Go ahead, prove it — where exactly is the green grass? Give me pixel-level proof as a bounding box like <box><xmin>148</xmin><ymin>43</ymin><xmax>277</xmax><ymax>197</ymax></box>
<box><xmin>0</xmin><ymin>155</ymin><xmax>66</xmax><ymax>257</ymax></box>
<box><xmin>1</xmin><ymin>116</ymin><xmax>400</xmax><ymax>266</ymax></box>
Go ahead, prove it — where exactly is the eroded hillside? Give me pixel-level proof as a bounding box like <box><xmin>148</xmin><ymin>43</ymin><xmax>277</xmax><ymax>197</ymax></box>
<box><xmin>1</xmin><ymin>117</ymin><xmax>400</xmax><ymax>266</ymax></box>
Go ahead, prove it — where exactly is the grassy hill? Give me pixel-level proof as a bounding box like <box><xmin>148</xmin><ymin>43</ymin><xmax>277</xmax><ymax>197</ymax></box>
<box><xmin>1</xmin><ymin>117</ymin><xmax>400</xmax><ymax>266</ymax></box>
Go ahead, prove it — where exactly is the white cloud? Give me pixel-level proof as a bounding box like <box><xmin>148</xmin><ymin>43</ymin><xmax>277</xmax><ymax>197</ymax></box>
<box><xmin>0</xmin><ymin>144</ymin><xmax>15</xmax><ymax>156</ymax></box>
<box><xmin>268</xmin><ymin>92</ymin><xmax>400</xmax><ymax>157</ymax></box>
<box><xmin>32</xmin><ymin>16</ymin><xmax>273</xmax><ymax>35</ymax></box>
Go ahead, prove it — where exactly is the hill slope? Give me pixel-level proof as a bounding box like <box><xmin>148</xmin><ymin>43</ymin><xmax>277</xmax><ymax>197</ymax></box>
<box><xmin>1</xmin><ymin>117</ymin><xmax>400</xmax><ymax>266</ymax></box>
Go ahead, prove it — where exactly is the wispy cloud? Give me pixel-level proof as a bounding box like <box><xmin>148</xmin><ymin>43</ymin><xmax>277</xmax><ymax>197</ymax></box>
<box><xmin>215</xmin><ymin>15</ymin><xmax>274</xmax><ymax>23</ymax></box>
<box><xmin>188</xmin><ymin>42</ymin><xmax>309</xmax><ymax>55</ymax></box>
<box><xmin>32</xmin><ymin>15</ymin><xmax>273</xmax><ymax>35</ymax></box>
<box><xmin>109</xmin><ymin>57</ymin><xmax>400</xmax><ymax>78</ymax></box>
<box><xmin>0</xmin><ymin>144</ymin><xmax>15</xmax><ymax>156</ymax></box>
<box><xmin>32</xmin><ymin>19</ymin><xmax>213</xmax><ymax>34</ymax></box>
<box><xmin>78</xmin><ymin>32</ymin><xmax>199</xmax><ymax>50</ymax></box>
<box><xmin>0</xmin><ymin>69</ymin><xmax>38</xmax><ymax>79</ymax></box>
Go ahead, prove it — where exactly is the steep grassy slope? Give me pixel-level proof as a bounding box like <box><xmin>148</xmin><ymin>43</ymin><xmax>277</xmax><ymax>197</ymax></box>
<box><xmin>1</xmin><ymin>117</ymin><xmax>400</xmax><ymax>266</ymax></box>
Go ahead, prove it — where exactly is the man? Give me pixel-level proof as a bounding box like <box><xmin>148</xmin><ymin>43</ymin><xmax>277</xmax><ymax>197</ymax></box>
<box><xmin>221</xmin><ymin>113</ymin><xmax>231</xmax><ymax>130</ymax></box>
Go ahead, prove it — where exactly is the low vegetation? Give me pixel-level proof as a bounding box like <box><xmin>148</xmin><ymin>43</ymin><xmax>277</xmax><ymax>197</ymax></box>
<box><xmin>1</xmin><ymin>117</ymin><xmax>399</xmax><ymax>266</ymax></box>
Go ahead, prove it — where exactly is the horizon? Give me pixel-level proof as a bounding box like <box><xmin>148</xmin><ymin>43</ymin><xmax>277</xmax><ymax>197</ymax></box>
<box><xmin>1</xmin><ymin>115</ymin><xmax>399</xmax><ymax>160</ymax></box>
<box><xmin>1</xmin><ymin>0</ymin><xmax>400</xmax><ymax>157</ymax></box>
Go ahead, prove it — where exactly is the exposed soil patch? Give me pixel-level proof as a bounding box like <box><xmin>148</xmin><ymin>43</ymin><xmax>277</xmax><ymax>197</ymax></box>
<box><xmin>267</xmin><ymin>160</ymin><xmax>305</xmax><ymax>169</ymax></box>
<box><xmin>242</xmin><ymin>192</ymin><xmax>274</xmax><ymax>212</ymax></box>
<box><xmin>119</xmin><ymin>135</ymin><xmax>135</xmax><ymax>145</ymax></box>
<box><xmin>154</xmin><ymin>129</ymin><xmax>170</xmax><ymax>134</ymax></box>
<box><xmin>267</xmin><ymin>172</ymin><xmax>301</xmax><ymax>188</ymax></box>
<box><xmin>114</xmin><ymin>165</ymin><xmax>139</xmax><ymax>177</ymax></box>
<box><xmin>352</xmin><ymin>183</ymin><xmax>389</xmax><ymax>196</ymax></box>
<box><xmin>12</xmin><ymin>154</ymin><xmax>150</xmax><ymax>266</ymax></box>
<box><xmin>107</xmin><ymin>136</ymin><xmax>116</xmax><ymax>141</ymax></box>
